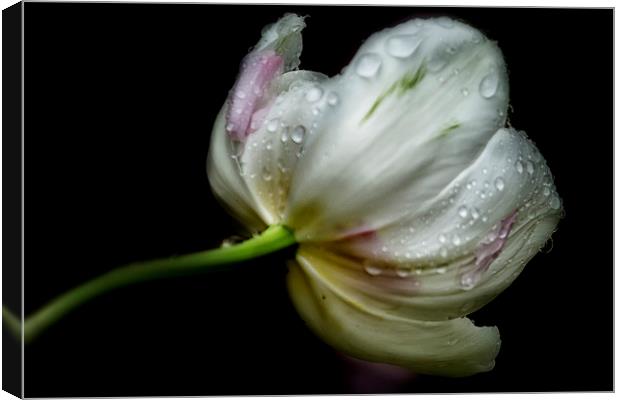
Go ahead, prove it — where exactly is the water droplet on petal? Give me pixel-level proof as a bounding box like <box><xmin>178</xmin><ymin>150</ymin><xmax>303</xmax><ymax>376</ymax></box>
<box><xmin>461</xmin><ymin>88</ymin><xmax>469</xmax><ymax>96</ymax></box>
<box><xmin>471</xmin><ymin>207</ymin><xmax>480</xmax><ymax>220</ymax></box>
<box><xmin>452</xmin><ymin>235</ymin><xmax>461</xmax><ymax>246</ymax></box>
<box><xmin>355</xmin><ymin>53</ymin><xmax>382</xmax><ymax>78</ymax></box>
<box><xmin>280</xmin><ymin>130</ymin><xmax>288</xmax><ymax>143</ymax></box>
<box><xmin>436</xmin><ymin>17</ymin><xmax>455</xmax><ymax>28</ymax></box>
<box><xmin>386</xmin><ymin>34</ymin><xmax>422</xmax><ymax>58</ymax></box>
<box><xmin>458</xmin><ymin>206</ymin><xmax>468</xmax><ymax>218</ymax></box>
<box><xmin>515</xmin><ymin>161</ymin><xmax>524</xmax><ymax>174</ymax></box>
<box><xmin>549</xmin><ymin>195</ymin><xmax>561</xmax><ymax>210</ymax></box>
<box><xmin>291</xmin><ymin>125</ymin><xmax>306</xmax><ymax>144</ymax></box>
<box><xmin>326</xmin><ymin>92</ymin><xmax>339</xmax><ymax>106</ymax></box>
<box><xmin>266</xmin><ymin>118</ymin><xmax>279</xmax><ymax>132</ymax></box>
<box><xmin>438</xmin><ymin>234</ymin><xmax>447</xmax><ymax>243</ymax></box>
<box><xmin>261</xmin><ymin>167</ymin><xmax>272</xmax><ymax>181</ymax></box>
<box><xmin>543</xmin><ymin>187</ymin><xmax>551</xmax><ymax>197</ymax></box>
<box><xmin>460</xmin><ymin>272</ymin><xmax>478</xmax><ymax>290</ymax></box>
<box><xmin>494</xmin><ymin>177</ymin><xmax>505</xmax><ymax>191</ymax></box>
<box><xmin>396</xmin><ymin>268</ymin><xmax>411</xmax><ymax>278</ymax></box>
<box><xmin>428</xmin><ymin>53</ymin><xmax>448</xmax><ymax>72</ymax></box>
<box><xmin>305</xmin><ymin>86</ymin><xmax>323</xmax><ymax>102</ymax></box>
<box><xmin>479</xmin><ymin>72</ymin><xmax>499</xmax><ymax>99</ymax></box>
<box><xmin>526</xmin><ymin>161</ymin><xmax>535</xmax><ymax>175</ymax></box>
<box><xmin>365</xmin><ymin>264</ymin><xmax>382</xmax><ymax>276</ymax></box>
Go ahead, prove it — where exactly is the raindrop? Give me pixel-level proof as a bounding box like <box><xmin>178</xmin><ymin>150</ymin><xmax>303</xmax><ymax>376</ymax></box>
<box><xmin>460</xmin><ymin>272</ymin><xmax>478</xmax><ymax>290</ymax></box>
<box><xmin>396</xmin><ymin>268</ymin><xmax>411</xmax><ymax>278</ymax></box>
<box><xmin>494</xmin><ymin>177</ymin><xmax>505</xmax><ymax>191</ymax></box>
<box><xmin>291</xmin><ymin>125</ymin><xmax>306</xmax><ymax>144</ymax></box>
<box><xmin>365</xmin><ymin>264</ymin><xmax>382</xmax><ymax>276</ymax></box>
<box><xmin>438</xmin><ymin>234</ymin><xmax>447</xmax><ymax>243</ymax></box>
<box><xmin>458</xmin><ymin>206</ymin><xmax>468</xmax><ymax>218</ymax></box>
<box><xmin>355</xmin><ymin>53</ymin><xmax>382</xmax><ymax>78</ymax></box>
<box><xmin>280</xmin><ymin>130</ymin><xmax>289</xmax><ymax>143</ymax></box>
<box><xmin>261</xmin><ymin>167</ymin><xmax>272</xmax><ymax>181</ymax></box>
<box><xmin>305</xmin><ymin>86</ymin><xmax>323</xmax><ymax>102</ymax></box>
<box><xmin>266</xmin><ymin>118</ymin><xmax>279</xmax><ymax>132</ymax></box>
<box><xmin>452</xmin><ymin>235</ymin><xmax>461</xmax><ymax>246</ymax></box>
<box><xmin>471</xmin><ymin>207</ymin><xmax>480</xmax><ymax>220</ymax></box>
<box><xmin>461</xmin><ymin>88</ymin><xmax>469</xmax><ymax>96</ymax></box>
<box><xmin>436</xmin><ymin>17</ymin><xmax>455</xmax><ymax>28</ymax></box>
<box><xmin>543</xmin><ymin>187</ymin><xmax>551</xmax><ymax>197</ymax></box>
<box><xmin>526</xmin><ymin>161</ymin><xmax>535</xmax><ymax>175</ymax></box>
<box><xmin>549</xmin><ymin>195</ymin><xmax>561</xmax><ymax>210</ymax></box>
<box><xmin>428</xmin><ymin>53</ymin><xmax>448</xmax><ymax>72</ymax></box>
<box><xmin>515</xmin><ymin>160</ymin><xmax>524</xmax><ymax>174</ymax></box>
<box><xmin>479</xmin><ymin>72</ymin><xmax>499</xmax><ymax>98</ymax></box>
<box><xmin>237</xmin><ymin>91</ymin><xmax>246</xmax><ymax>99</ymax></box>
<box><xmin>327</xmin><ymin>92</ymin><xmax>339</xmax><ymax>106</ymax></box>
<box><xmin>386</xmin><ymin>34</ymin><xmax>422</xmax><ymax>58</ymax></box>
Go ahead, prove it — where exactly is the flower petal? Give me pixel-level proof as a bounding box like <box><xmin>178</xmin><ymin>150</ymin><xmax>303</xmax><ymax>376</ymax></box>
<box><xmin>207</xmin><ymin>106</ymin><xmax>266</xmax><ymax>232</ymax></box>
<box><xmin>239</xmin><ymin>71</ymin><xmax>328</xmax><ymax>224</ymax></box>
<box><xmin>286</xmin><ymin>18</ymin><xmax>509</xmax><ymax>240</ymax></box>
<box><xmin>225</xmin><ymin>14</ymin><xmax>305</xmax><ymax>141</ymax></box>
<box><xmin>325</xmin><ymin>128</ymin><xmax>562</xmax><ymax>319</ymax></box>
<box><xmin>287</xmin><ymin>246</ymin><xmax>501</xmax><ymax>377</ymax></box>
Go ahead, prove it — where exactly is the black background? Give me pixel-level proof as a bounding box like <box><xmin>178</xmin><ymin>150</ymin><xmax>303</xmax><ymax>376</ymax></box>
<box><xmin>19</xmin><ymin>3</ymin><xmax>612</xmax><ymax>396</ymax></box>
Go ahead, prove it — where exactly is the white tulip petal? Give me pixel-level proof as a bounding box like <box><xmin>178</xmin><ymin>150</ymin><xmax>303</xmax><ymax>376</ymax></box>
<box><xmin>320</xmin><ymin>128</ymin><xmax>562</xmax><ymax>319</ymax></box>
<box><xmin>288</xmin><ymin>248</ymin><xmax>501</xmax><ymax>377</ymax></box>
<box><xmin>207</xmin><ymin>107</ymin><xmax>266</xmax><ymax>232</ymax></box>
<box><xmin>336</xmin><ymin>128</ymin><xmax>561</xmax><ymax>265</ymax></box>
<box><xmin>239</xmin><ymin>71</ymin><xmax>328</xmax><ymax>224</ymax></box>
<box><xmin>225</xmin><ymin>14</ymin><xmax>306</xmax><ymax>141</ymax></box>
<box><xmin>287</xmin><ymin>18</ymin><xmax>509</xmax><ymax>240</ymax></box>
<box><xmin>299</xmin><ymin>210</ymin><xmax>559</xmax><ymax>322</ymax></box>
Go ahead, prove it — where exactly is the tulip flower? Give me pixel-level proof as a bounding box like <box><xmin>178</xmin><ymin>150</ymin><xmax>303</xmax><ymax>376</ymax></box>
<box><xmin>5</xmin><ymin>13</ymin><xmax>562</xmax><ymax>381</ymax></box>
<box><xmin>207</xmin><ymin>14</ymin><xmax>562</xmax><ymax>377</ymax></box>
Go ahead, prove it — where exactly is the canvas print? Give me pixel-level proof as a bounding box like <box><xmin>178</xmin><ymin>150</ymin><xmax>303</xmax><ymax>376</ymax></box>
<box><xmin>2</xmin><ymin>3</ymin><xmax>612</xmax><ymax>397</ymax></box>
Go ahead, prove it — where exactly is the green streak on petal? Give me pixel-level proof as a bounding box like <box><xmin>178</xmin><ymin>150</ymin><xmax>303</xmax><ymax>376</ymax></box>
<box><xmin>437</xmin><ymin>122</ymin><xmax>461</xmax><ymax>138</ymax></box>
<box><xmin>361</xmin><ymin>64</ymin><xmax>426</xmax><ymax>123</ymax></box>
<box><xmin>398</xmin><ymin>64</ymin><xmax>426</xmax><ymax>92</ymax></box>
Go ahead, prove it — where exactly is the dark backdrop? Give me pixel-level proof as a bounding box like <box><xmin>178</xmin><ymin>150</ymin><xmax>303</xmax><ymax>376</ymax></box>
<box><xmin>20</xmin><ymin>3</ymin><xmax>612</xmax><ymax>396</ymax></box>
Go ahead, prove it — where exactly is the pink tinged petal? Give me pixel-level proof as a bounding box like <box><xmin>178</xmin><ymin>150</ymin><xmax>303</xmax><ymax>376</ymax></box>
<box><xmin>339</xmin><ymin>354</ymin><xmax>416</xmax><ymax>394</ymax></box>
<box><xmin>225</xmin><ymin>50</ymin><xmax>283</xmax><ymax>141</ymax></box>
<box><xmin>460</xmin><ymin>210</ymin><xmax>517</xmax><ymax>290</ymax></box>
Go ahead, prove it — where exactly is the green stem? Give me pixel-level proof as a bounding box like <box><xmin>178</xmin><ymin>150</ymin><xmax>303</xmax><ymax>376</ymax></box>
<box><xmin>3</xmin><ymin>225</ymin><xmax>296</xmax><ymax>344</ymax></box>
